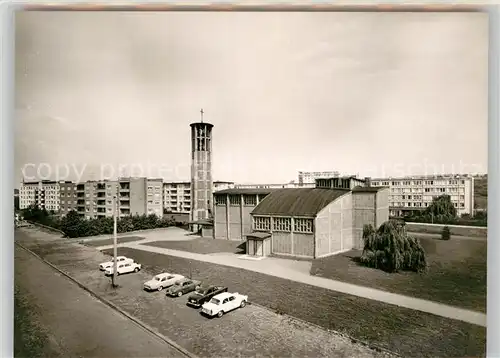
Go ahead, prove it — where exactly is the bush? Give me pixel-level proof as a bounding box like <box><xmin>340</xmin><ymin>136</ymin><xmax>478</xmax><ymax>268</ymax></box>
<box><xmin>22</xmin><ymin>206</ymin><xmax>182</xmax><ymax>238</ymax></box>
<box><xmin>441</xmin><ymin>226</ymin><xmax>451</xmax><ymax>240</ymax></box>
<box><xmin>359</xmin><ymin>219</ymin><xmax>427</xmax><ymax>273</ymax></box>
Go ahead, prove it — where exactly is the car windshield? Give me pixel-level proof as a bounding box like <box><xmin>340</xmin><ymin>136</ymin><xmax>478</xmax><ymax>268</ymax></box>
<box><xmin>174</xmin><ymin>281</ymin><xmax>182</xmax><ymax>286</ymax></box>
<box><xmin>209</xmin><ymin>298</ymin><xmax>220</xmax><ymax>305</ymax></box>
<box><xmin>154</xmin><ymin>277</ymin><xmax>161</xmax><ymax>281</ymax></box>
<box><xmin>196</xmin><ymin>287</ymin><xmax>207</xmax><ymax>294</ymax></box>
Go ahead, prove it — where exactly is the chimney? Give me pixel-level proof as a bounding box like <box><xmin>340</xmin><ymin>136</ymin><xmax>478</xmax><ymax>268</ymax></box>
<box><xmin>364</xmin><ymin>177</ymin><xmax>371</xmax><ymax>187</ymax></box>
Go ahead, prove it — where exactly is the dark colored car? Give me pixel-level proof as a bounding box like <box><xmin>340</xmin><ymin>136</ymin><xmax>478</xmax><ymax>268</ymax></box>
<box><xmin>186</xmin><ymin>285</ymin><xmax>228</xmax><ymax>308</ymax></box>
<box><xmin>166</xmin><ymin>278</ymin><xmax>201</xmax><ymax>297</ymax></box>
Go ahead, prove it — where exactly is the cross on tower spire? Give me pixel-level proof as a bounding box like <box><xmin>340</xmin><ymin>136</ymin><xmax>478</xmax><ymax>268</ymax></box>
<box><xmin>200</xmin><ymin>108</ymin><xmax>204</xmax><ymax>123</ymax></box>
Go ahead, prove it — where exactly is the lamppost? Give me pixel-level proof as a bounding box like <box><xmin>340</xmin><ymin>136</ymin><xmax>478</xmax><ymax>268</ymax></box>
<box><xmin>112</xmin><ymin>194</ymin><xmax>118</xmax><ymax>288</ymax></box>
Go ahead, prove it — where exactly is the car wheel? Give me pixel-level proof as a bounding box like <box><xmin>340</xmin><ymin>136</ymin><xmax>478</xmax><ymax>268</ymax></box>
<box><xmin>158</xmin><ymin>286</ymin><xmax>163</xmax><ymax>291</ymax></box>
<box><xmin>240</xmin><ymin>300</ymin><xmax>246</xmax><ymax>308</ymax></box>
<box><xmin>134</xmin><ymin>268</ymin><xmax>139</xmax><ymax>272</ymax></box>
<box><xmin>178</xmin><ymin>291</ymin><xmax>183</xmax><ymax>297</ymax></box>
<box><xmin>217</xmin><ymin>311</ymin><xmax>224</xmax><ymax>318</ymax></box>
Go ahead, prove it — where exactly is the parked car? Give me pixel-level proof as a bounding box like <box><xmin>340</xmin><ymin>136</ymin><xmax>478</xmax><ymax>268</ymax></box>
<box><xmin>186</xmin><ymin>285</ymin><xmax>228</xmax><ymax>308</ymax></box>
<box><xmin>99</xmin><ymin>256</ymin><xmax>133</xmax><ymax>271</ymax></box>
<box><xmin>166</xmin><ymin>278</ymin><xmax>201</xmax><ymax>297</ymax></box>
<box><xmin>201</xmin><ymin>292</ymin><xmax>248</xmax><ymax>318</ymax></box>
<box><xmin>105</xmin><ymin>262</ymin><xmax>141</xmax><ymax>276</ymax></box>
<box><xmin>143</xmin><ymin>273</ymin><xmax>184</xmax><ymax>292</ymax></box>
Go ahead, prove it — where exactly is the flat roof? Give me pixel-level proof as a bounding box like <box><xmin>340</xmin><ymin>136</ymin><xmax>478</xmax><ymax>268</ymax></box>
<box><xmin>246</xmin><ymin>232</ymin><xmax>271</xmax><ymax>240</ymax></box>
<box><xmin>214</xmin><ymin>188</ymin><xmax>279</xmax><ymax>195</ymax></box>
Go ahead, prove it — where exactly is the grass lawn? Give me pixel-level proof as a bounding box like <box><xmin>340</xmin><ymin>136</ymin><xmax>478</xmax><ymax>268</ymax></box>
<box><xmin>143</xmin><ymin>237</ymin><xmax>246</xmax><ymax>255</ymax></box>
<box><xmin>311</xmin><ymin>237</ymin><xmax>486</xmax><ymax>312</ymax></box>
<box><xmin>102</xmin><ymin>247</ymin><xmax>485</xmax><ymax>358</ymax></box>
<box><xmin>83</xmin><ymin>236</ymin><xmax>146</xmax><ymax>247</ymax></box>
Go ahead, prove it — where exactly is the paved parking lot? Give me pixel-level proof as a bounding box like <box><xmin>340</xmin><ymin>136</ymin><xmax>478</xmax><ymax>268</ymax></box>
<box><xmin>16</xmin><ymin>227</ymin><xmax>393</xmax><ymax>358</ymax></box>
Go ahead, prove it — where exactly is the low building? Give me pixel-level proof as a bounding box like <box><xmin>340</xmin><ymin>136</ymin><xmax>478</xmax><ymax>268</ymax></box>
<box><xmin>213</xmin><ymin>177</ymin><xmax>389</xmax><ymax>259</ymax></box>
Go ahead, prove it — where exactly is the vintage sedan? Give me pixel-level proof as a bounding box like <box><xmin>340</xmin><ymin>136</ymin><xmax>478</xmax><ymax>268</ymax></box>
<box><xmin>104</xmin><ymin>262</ymin><xmax>141</xmax><ymax>276</ymax></box>
<box><xmin>166</xmin><ymin>278</ymin><xmax>201</xmax><ymax>297</ymax></box>
<box><xmin>143</xmin><ymin>273</ymin><xmax>184</xmax><ymax>292</ymax></box>
<box><xmin>99</xmin><ymin>256</ymin><xmax>133</xmax><ymax>271</ymax></box>
<box><xmin>201</xmin><ymin>292</ymin><xmax>248</xmax><ymax>318</ymax></box>
<box><xmin>186</xmin><ymin>285</ymin><xmax>228</xmax><ymax>308</ymax></box>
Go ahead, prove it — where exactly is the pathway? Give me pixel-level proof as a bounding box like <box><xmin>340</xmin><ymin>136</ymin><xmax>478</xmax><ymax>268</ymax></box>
<box><xmin>94</xmin><ymin>241</ymin><xmax>487</xmax><ymax>328</ymax></box>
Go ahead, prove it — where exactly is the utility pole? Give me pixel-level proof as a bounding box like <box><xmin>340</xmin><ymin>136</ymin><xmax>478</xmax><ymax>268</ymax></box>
<box><xmin>112</xmin><ymin>193</ymin><xmax>118</xmax><ymax>288</ymax></box>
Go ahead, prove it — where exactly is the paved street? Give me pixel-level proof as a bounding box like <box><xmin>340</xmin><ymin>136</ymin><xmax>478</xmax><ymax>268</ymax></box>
<box><xmin>14</xmin><ymin>243</ymin><xmax>187</xmax><ymax>358</ymax></box>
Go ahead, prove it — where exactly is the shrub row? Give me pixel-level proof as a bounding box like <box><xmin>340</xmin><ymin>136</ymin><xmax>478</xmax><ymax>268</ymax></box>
<box><xmin>20</xmin><ymin>205</ymin><xmax>185</xmax><ymax>238</ymax></box>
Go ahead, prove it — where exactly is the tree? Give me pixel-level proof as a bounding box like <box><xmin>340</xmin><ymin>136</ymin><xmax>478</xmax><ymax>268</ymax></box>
<box><xmin>416</xmin><ymin>195</ymin><xmax>457</xmax><ymax>224</ymax></box>
<box><xmin>360</xmin><ymin>219</ymin><xmax>427</xmax><ymax>273</ymax></box>
<box><xmin>441</xmin><ymin>226</ymin><xmax>451</xmax><ymax>240</ymax></box>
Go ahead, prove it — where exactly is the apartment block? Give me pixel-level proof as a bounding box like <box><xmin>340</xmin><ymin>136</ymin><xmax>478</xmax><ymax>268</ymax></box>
<box><xmin>298</xmin><ymin>171</ymin><xmax>341</xmax><ymax>185</ymax></box>
<box><xmin>370</xmin><ymin>175</ymin><xmax>475</xmax><ymax>217</ymax></box>
<box><xmin>163</xmin><ymin>182</ymin><xmax>191</xmax><ymax>213</ymax></box>
<box><xmin>163</xmin><ymin>181</ymin><xmax>235</xmax><ymax>214</ymax></box>
<box><xmin>147</xmin><ymin>178</ymin><xmax>163</xmax><ymax>217</ymax></box>
<box><xmin>59</xmin><ymin>181</ymin><xmax>77</xmax><ymax>215</ymax></box>
<box><xmin>19</xmin><ymin>180</ymin><xmax>60</xmax><ymax>212</ymax></box>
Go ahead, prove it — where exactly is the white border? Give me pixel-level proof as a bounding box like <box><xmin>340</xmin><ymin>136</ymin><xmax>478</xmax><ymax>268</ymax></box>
<box><xmin>2</xmin><ymin>3</ymin><xmax>497</xmax><ymax>357</ymax></box>
<box><xmin>487</xmin><ymin>5</ymin><xmax>499</xmax><ymax>358</ymax></box>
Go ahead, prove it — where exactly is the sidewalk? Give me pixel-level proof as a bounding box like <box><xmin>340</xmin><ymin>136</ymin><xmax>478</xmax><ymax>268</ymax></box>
<box><xmin>95</xmin><ymin>241</ymin><xmax>487</xmax><ymax>328</ymax></box>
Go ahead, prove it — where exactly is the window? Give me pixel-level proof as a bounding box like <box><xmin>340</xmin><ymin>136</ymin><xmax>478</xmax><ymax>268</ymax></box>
<box><xmin>243</xmin><ymin>195</ymin><xmax>257</xmax><ymax>206</ymax></box>
<box><xmin>229</xmin><ymin>195</ymin><xmax>240</xmax><ymax>206</ymax></box>
<box><xmin>215</xmin><ymin>195</ymin><xmax>226</xmax><ymax>206</ymax></box>
<box><xmin>273</xmin><ymin>217</ymin><xmax>291</xmax><ymax>232</ymax></box>
<box><xmin>294</xmin><ymin>218</ymin><xmax>313</xmax><ymax>233</ymax></box>
<box><xmin>253</xmin><ymin>216</ymin><xmax>270</xmax><ymax>231</ymax></box>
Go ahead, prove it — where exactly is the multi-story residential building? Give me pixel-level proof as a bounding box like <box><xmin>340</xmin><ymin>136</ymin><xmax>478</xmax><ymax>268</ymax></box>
<box><xmin>74</xmin><ymin>178</ymin><xmax>151</xmax><ymax>219</ymax></box>
<box><xmin>163</xmin><ymin>181</ymin><xmax>235</xmax><ymax>214</ymax></box>
<box><xmin>59</xmin><ymin>181</ymin><xmax>77</xmax><ymax>215</ymax></box>
<box><xmin>19</xmin><ymin>180</ymin><xmax>61</xmax><ymax>212</ymax></box>
<box><xmin>147</xmin><ymin>178</ymin><xmax>163</xmax><ymax>217</ymax></box>
<box><xmin>163</xmin><ymin>181</ymin><xmax>191</xmax><ymax>213</ymax></box>
<box><xmin>19</xmin><ymin>181</ymin><xmax>38</xmax><ymax>209</ymax></box>
<box><xmin>370</xmin><ymin>174</ymin><xmax>475</xmax><ymax>217</ymax></box>
<box><xmin>298</xmin><ymin>171</ymin><xmax>341</xmax><ymax>185</ymax></box>
<box><xmin>119</xmin><ymin>177</ymin><xmax>148</xmax><ymax>218</ymax></box>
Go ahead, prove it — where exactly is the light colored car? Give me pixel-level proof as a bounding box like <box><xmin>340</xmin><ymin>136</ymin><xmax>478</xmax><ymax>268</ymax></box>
<box><xmin>105</xmin><ymin>262</ymin><xmax>141</xmax><ymax>276</ymax></box>
<box><xmin>166</xmin><ymin>278</ymin><xmax>201</xmax><ymax>297</ymax></box>
<box><xmin>143</xmin><ymin>273</ymin><xmax>185</xmax><ymax>292</ymax></box>
<box><xmin>201</xmin><ymin>292</ymin><xmax>248</xmax><ymax>318</ymax></box>
<box><xmin>99</xmin><ymin>256</ymin><xmax>133</xmax><ymax>271</ymax></box>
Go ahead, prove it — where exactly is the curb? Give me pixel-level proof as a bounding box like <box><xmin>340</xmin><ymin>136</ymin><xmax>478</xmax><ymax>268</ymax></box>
<box><xmin>15</xmin><ymin>241</ymin><xmax>198</xmax><ymax>358</ymax></box>
<box><xmin>248</xmin><ymin>301</ymin><xmax>401</xmax><ymax>357</ymax></box>
<box><xmin>26</xmin><ymin>221</ymin><xmax>66</xmax><ymax>236</ymax></box>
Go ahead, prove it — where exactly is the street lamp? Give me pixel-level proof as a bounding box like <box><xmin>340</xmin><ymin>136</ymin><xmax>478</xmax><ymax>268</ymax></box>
<box><xmin>112</xmin><ymin>194</ymin><xmax>118</xmax><ymax>288</ymax></box>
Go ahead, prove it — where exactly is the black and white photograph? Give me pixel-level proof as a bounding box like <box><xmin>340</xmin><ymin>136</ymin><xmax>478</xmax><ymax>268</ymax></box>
<box><xmin>14</xmin><ymin>8</ymin><xmax>488</xmax><ymax>358</ymax></box>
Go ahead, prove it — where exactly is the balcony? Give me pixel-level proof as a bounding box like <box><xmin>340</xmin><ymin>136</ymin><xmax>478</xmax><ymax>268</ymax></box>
<box><xmin>119</xmin><ymin>201</ymin><xmax>130</xmax><ymax>208</ymax></box>
<box><xmin>96</xmin><ymin>183</ymin><xmax>106</xmax><ymax>190</ymax></box>
<box><xmin>97</xmin><ymin>192</ymin><xmax>106</xmax><ymax>198</ymax></box>
<box><xmin>97</xmin><ymin>200</ymin><xmax>106</xmax><ymax>206</ymax></box>
<box><xmin>76</xmin><ymin>185</ymin><xmax>85</xmax><ymax>191</ymax></box>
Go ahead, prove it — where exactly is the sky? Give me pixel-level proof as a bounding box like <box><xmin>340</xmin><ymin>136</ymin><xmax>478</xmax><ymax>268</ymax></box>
<box><xmin>15</xmin><ymin>11</ymin><xmax>488</xmax><ymax>186</ymax></box>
